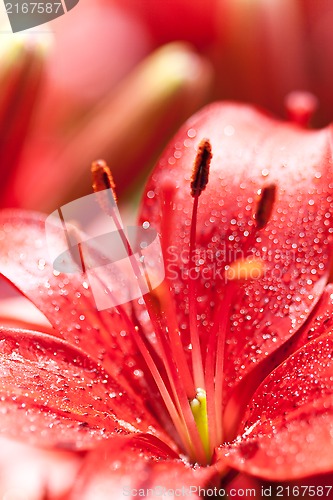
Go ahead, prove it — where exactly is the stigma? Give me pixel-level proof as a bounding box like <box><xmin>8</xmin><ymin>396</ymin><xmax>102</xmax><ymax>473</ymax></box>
<box><xmin>190</xmin><ymin>389</ymin><xmax>209</xmax><ymax>460</ymax></box>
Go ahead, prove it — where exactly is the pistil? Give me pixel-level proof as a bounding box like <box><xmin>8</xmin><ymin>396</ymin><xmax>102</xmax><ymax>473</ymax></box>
<box><xmin>189</xmin><ymin>139</ymin><xmax>212</xmax><ymax>391</ymax></box>
<box><xmin>190</xmin><ymin>388</ymin><xmax>209</xmax><ymax>460</ymax></box>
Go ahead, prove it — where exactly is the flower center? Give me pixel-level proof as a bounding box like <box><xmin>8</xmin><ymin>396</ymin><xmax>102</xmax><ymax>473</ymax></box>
<box><xmin>91</xmin><ymin>153</ymin><xmax>276</xmax><ymax>465</ymax></box>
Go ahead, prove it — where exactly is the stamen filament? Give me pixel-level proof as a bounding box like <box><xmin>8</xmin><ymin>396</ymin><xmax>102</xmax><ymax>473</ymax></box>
<box><xmin>152</xmin><ymin>282</ymin><xmax>195</xmax><ymax>398</ymax></box>
<box><xmin>204</xmin><ymin>336</ymin><xmax>218</xmax><ymax>456</ymax></box>
<box><xmin>122</xmin><ymin>313</ymin><xmax>193</xmax><ymax>455</ymax></box>
<box><xmin>159</xmin><ymin>183</ymin><xmax>197</xmax><ymax>396</ymax></box>
<box><xmin>213</xmin><ymin>282</ymin><xmax>237</xmax><ymax>445</ymax></box>
<box><xmin>188</xmin><ymin>139</ymin><xmax>212</xmax><ymax>390</ymax></box>
<box><xmin>203</xmin><ymin>280</ymin><xmax>235</xmax><ymax>453</ymax></box>
<box><xmin>91</xmin><ymin>161</ymin><xmax>207</xmax><ymax>462</ymax></box>
<box><xmin>189</xmin><ymin>193</ymin><xmax>205</xmax><ymax>390</ymax></box>
<box><xmin>87</xmin><ymin>260</ymin><xmax>196</xmax><ymax>457</ymax></box>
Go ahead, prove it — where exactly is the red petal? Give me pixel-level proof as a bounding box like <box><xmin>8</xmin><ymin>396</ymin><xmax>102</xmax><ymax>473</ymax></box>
<box><xmin>139</xmin><ymin>102</ymin><xmax>333</xmax><ymax>399</ymax></box>
<box><xmin>69</xmin><ymin>434</ymin><xmax>219</xmax><ymax>500</ymax></box>
<box><xmin>0</xmin><ymin>210</ymin><xmax>147</xmax><ymax>392</ymax></box>
<box><xmin>258</xmin><ymin>283</ymin><xmax>333</xmax><ymax>377</ymax></box>
<box><xmin>217</xmin><ymin>331</ymin><xmax>333</xmax><ymax>480</ymax></box>
<box><xmin>0</xmin><ymin>210</ymin><xmax>176</xmax><ymax>441</ymax></box>
<box><xmin>0</xmin><ymin>327</ymin><xmax>172</xmax><ymax>450</ymax></box>
<box><xmin>225</xmin><ymin>283</ymin><xmax>333</xmax><ymax>437</ymax></box>
<box><xmin>283</xmin><ymin>283</ymin><xmax>333</xmax><ymax>352</ymax></box>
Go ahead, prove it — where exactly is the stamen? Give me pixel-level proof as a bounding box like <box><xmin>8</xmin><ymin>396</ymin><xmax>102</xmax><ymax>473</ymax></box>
<box><xmin>191</xmin><ymin>139</ymin><xmax>212</xmax><ymax>197</ymax></box>
<box><xmin>189</xmin><ymin>140</ymin><xmax>213</xmax><ymax>390</ymax></box>
<box><xmin>90</xmin><ymin>160</ymin><xmax>207</xmax><ymax>462</ymax></box>
<box><xmin>255</xmin><ymin>184</ymin><xmax>276</xmax><ymax>229</ymax></box>
<box><xmin>91</xmin><ymin>160</ymin><xmax>144</xmax><ymax>289</ymax></box>
<box><xmin>149</xmin><ymin>282</ymin><xmax>195</xmax><ymax>398</ymax></box>
<box><xmin>203</xmin><ymin>184</ymin><xmax>272</xmax><ymax>455</ymax></box>
<box><xmin>204</xmin><ymin>280</ymin><xmax>237</xmax><ymax>455</ymax></box>
<box><xmin>91</xmin><ymin>159</ymin><xmax>118</xmax><ymax>209</ymax></box>
<box><xmin>56</xmin><ymin>212</ymin><xmax>87</xmax><ymax>275</ymax></box>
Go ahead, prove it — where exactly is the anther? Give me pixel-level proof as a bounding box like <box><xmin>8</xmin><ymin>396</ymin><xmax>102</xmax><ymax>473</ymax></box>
<box><xmin>188</xmin><ymin>139</ymin><xmax>213</xmax><ymax>391</ymax></box>
<box><xmin>91</xmin><ymin>159</ymin><xmax>117</xmax><ymax>200</ymax></box>
<box><xmin>91</xmin><ymin>160</ymin><xmax>118</xmax><ymax>217</ymax></box>
<box><xmin>190</xmin><ymin>139</ymin><xmax>212</xmax><ymax>197</ymax></box>
<box><xmin>255</xmin><ymin>184</ymin><xmax>276</xmax><ymax>229</ymax></box>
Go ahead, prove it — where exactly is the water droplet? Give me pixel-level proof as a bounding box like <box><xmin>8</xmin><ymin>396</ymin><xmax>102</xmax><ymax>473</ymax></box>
<box><xmin>187</xmin><ymin>128</ymin><xmax>196</xmax><ymax>138</ymax></box>
<box><xmin>37</xmin><ymin>259</ymin><xmax>46</xmax><ymax>270</ymax></box>
<box><xmin>224</xmin><ymin>125</ymin><xmax>235</xmax><ymax>136</ymax></box>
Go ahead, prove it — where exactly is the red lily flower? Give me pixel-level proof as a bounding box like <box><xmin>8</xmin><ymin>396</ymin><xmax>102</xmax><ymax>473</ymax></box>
<box><xmin>1</xmin><ymin>102</ymin><xmax>333</xmax><ymax>497</ymax></box>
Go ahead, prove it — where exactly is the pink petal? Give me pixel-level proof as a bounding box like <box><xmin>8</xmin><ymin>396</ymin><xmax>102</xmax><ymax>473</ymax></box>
<box><xmin>139</xmin><ymin>102</ymin><xmax>333</xmax><ymax>400</ymax></box>
<box><xmin>0</xmin><ymin>327</ymin><xmax>172</xmax><ymax>450</ymax></box>
<box><xmin>0</xmin><ymin>436</ymin><xmax>81</xmax><ymax>500</ymax></box>
<box><xmin>218</xmin><ymin>331</ymin><xmax>333</xmax><ymax>480</ymax></box>
<box><xmin>69</xmin><ymin>434</ymin><xmax>219</xmax><ymax>500</ymax></box>
<box><xmin>225</xmin><ymin>283</ymin><xmax>333</xmax><ymax>437</ymax></box>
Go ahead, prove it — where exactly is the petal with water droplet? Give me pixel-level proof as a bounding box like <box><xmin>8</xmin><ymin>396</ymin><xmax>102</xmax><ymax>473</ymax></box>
<box><xmin>225</xmin><ymin>283</ymin><xmax>333</xmax><ymax>434</ymax></box>
<box><xmin>218</xmin><ymin>331</ymin><xmax>333</xmax><ymax>480</ymax></box>
<box><xmin>0</xmin><ymin>327</ymin><xmax>172</xmax><ymax>450</ymax></box>
<box><xmin>139</xmin><ymin>102</ymin><xmax>333</xmax><ymax>402</ymax></box>
<box><xmin>0</xmin><ymin>210</ymin><xmax>151</xmax><ymax>400</ymax></box>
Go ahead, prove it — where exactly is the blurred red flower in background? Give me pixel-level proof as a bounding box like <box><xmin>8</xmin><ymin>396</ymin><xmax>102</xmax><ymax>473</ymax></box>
<box><xmin>0</xmin><ymin>1</ymin><xmax>212</xmax><ymax>212</ymax></box>
<box><xmin>119</xmin><ymin>0</ymin><xmax>333</xmax><ymax>125</ymax></box>
<box><xmin>2</xmin><ymin>0</ymin><xmax>333</xmax><ymax>213</ymax></box>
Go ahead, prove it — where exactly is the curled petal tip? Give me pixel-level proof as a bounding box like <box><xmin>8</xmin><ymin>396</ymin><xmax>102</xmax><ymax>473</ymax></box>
<box><xmin>285</xmin><ymin>91</ymin><xmax>319</xmax><ymax>127</ymax></box>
